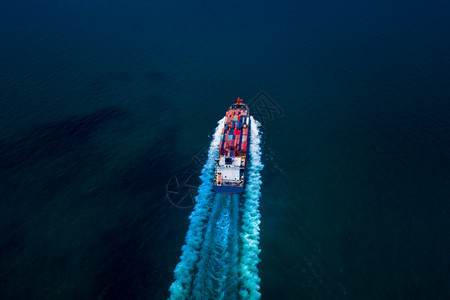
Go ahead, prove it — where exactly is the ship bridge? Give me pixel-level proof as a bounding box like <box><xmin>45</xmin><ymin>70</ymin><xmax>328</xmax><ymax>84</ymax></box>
<box><xmin>216</xmin><ymin>156</ymin><xmax>242</xmax><ymax>183</ymax></box>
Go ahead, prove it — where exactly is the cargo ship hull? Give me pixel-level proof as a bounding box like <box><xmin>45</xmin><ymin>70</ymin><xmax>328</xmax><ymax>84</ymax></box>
<box><xmin>213</xmin><ymin>98</ymin><xmax>251</xmax><ymax>194</ymax></box>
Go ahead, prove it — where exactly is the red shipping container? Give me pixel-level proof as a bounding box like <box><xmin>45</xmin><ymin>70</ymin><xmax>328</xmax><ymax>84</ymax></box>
<box><xmin>241</xmin><ymin>142</ymin><xmax>247</xmax><ymax>151</ymax></box>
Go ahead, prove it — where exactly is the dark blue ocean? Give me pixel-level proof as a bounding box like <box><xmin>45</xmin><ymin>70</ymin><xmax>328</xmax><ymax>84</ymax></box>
<box><xmin>1</xmin><ymin>0</ymin><xmax>450</xmax><ymax>298</ymax></box>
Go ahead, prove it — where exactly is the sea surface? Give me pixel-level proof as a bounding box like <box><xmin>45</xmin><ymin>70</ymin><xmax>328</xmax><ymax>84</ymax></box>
<box><xmin>1</xmin><ymin>0</ymin><xmax>450</xmax><ymax>298</ymax></box>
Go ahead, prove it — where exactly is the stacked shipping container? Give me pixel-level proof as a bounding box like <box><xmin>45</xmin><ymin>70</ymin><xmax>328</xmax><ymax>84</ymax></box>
<box><xmin>219</xmin><ymin>107</ymin><xmax>249</xmax><ymax>156</ymax></box>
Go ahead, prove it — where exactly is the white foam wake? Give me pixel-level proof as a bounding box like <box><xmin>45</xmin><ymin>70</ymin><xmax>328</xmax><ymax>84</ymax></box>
<box><xmin>192</xmin><ymin>193</ymin><xmax>240</xmax><ymax>299</ymax></box>
<box><xmin>239</xmin><ymin>117</ymin><xmax>264</xmax><ymax>299</ymax></box>
<box><xmin>169</xmin><ymin>118</ymin><xmax>225</xmax><ymax>299</ymax></box>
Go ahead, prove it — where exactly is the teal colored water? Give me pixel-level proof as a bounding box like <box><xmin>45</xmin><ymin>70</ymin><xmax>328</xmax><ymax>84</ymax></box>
<box><xmin>1</xmin><ymin>0</ymin><xmax>449</xmax><ymax>298</ymax></box>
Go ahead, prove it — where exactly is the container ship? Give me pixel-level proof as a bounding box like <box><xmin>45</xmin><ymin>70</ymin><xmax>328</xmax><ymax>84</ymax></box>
<box><xmin>213</xmin><ymin>97</ymin><xmax>251</xmax><ymax>193</ymax></box>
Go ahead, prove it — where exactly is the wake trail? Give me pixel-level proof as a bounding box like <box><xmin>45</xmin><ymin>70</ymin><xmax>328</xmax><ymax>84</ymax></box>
<box><xmin>192</xmin><ymin>193</ymin><xmax>240</xmax><ymax>299</ymax></box>
<box><xmin>169</xmin><ymin>118</ymin><xmax>225</xmax><ymax>299</ymax></box>
<box><xmin>169</xmin><ymin>116</ymin><xmax>263</xmax><ymax>300</ymax></box>
<box><xmin>239</xmin><ymin>117</ymin><xmax>264</xmax><ymax>299</ymax></box>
